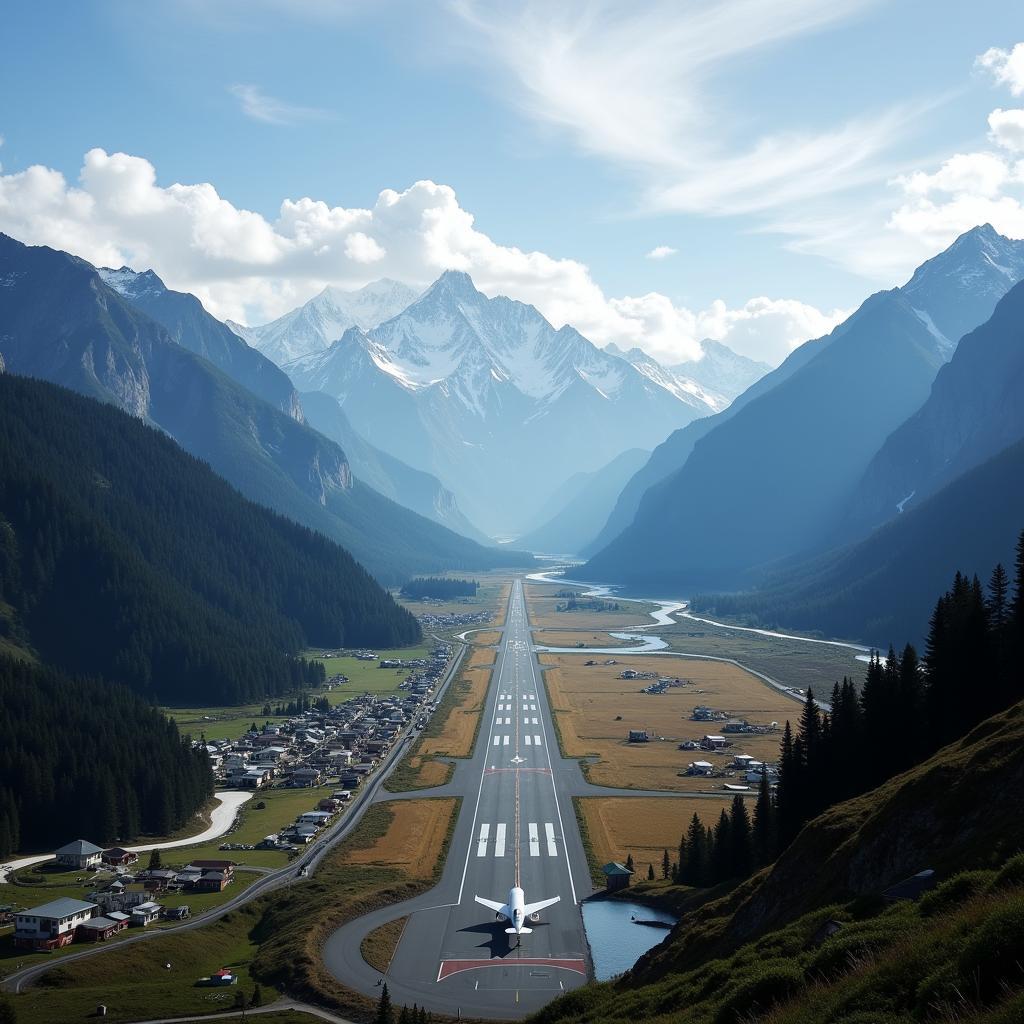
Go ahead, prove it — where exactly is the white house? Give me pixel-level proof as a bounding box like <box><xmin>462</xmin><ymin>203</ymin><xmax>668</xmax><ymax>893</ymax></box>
<box><xmin>13</xmin><ymin>897</ymin><xmax>97</xmax><ymax>950</ymax></box>
<box><xmin>687</xmin><ymin>760</ymin><xmax>715</xmax><ymax>775</ymax></box>
<box><xmin>54</xmin><ymin>839</ymin><xmax>104</xmax><ymax>869</ymax></box>
<box><xmin>130</xmin><ymin>901</ymin><xmax>163</xmax><ymax>926</ymax></box>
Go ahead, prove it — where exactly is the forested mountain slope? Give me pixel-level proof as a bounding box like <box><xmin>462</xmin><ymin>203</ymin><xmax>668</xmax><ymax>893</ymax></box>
<box><xmin>0</xmin><ymin>232</ymin><xmax>530</xmax><ymax>583</ymax></box>
<box><xmin>0</xmin><ymin>373</ymin><xmax>420</xmax><ymax>705</ymax></box>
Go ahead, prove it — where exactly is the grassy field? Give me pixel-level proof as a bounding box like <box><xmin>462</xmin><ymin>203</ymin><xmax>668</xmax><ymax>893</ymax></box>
<box><xmin>525</xmin><ymin>584</ymin><xmax>659</xmax><ymax>629</ymax></box>
<box><xmin>6</xmin><ymin>794</ymin><xmax>461</xmax><ymax>1024</ymax></box>
<box><xmin>541</xmin><ymin>653</ymin><xmax>798</xmax><ymax>791</ymax></box>
<box><xmin>384</xmin><ymin>646</ymin><xmax>494</xmax><ymax>792</ymax></box>
<box><xmin>342</xmin><ymin>799</ymin><xmax>458</xmax><ymax>880</ymax></box>
<box><xmin>467</xmin><ymin>629</ymin><xmax>503</xmax><ymax>646</ymax></box>
<box><xmin>360</xmin><ymin>916</ymin><xmax>408</xmax><ymax>974</ymax></box>
<box><xmin>578</xmin><ymin>795</ymin><xmax>740</xmax><ymax>880</ymax></box>
<box><xmin>533</xmin><ymin>629</ymin><xmax>633</xmax><ymax>648</ymax></box>
<box><xmin>394</xmin><ymin>572</ymin><xmax>514</xmax><ymax>634</ymax></box>
<box><xmin>310</xmin><ymin>644</ymin><xmax>433</xmax><ymax>701</ymax></box>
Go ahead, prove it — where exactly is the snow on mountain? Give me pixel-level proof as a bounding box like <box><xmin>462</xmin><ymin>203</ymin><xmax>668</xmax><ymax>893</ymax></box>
<box><xmin>283</xmin><ymin>270</ymin><xmax>717</xmax><ymax>534</ymax></box>
<box><xmin>670</xmin><ymin>339</ymin><xmax>772</xmax><ymax>404</ymax></box>
<box><xmin>233</xmin><ymin>279</ymin><xmax>419</xmax><ymax>366</ymax></box>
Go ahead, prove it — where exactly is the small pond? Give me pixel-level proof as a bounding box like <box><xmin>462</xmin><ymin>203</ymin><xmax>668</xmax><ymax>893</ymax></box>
<box><xmin>581</xmin><ymin>898</ymin><xmax>677</xmax><ymax>980</ymax></box>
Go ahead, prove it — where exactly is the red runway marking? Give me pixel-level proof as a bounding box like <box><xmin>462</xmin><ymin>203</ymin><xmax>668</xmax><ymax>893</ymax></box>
<box><xmin>437</xmin><ymin>957</ymin><xmax>587</xmax><ymax>982</ymax></box>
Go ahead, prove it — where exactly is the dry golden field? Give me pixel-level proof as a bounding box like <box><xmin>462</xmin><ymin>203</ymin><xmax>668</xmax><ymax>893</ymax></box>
<box><xmin>533</xmin><ymin>630</ymin><xmax>633</xmax><ymax>649</ymax></box>
<box><xmin>542</xmin><ymin>653</ymin><xmax>798</xmax><ymax>791</ymax></box>
<box><xmin>524</xmin><ymin>584</ymin><xmax>659</xmax><ymax>629</ymax></box>
<box><xmin>417</xmin><ymin>647</ymin><xmax>494</xmax><ymax>759</ymax></box>
<box><xmin>579</xmin><ymin>796</ymin><xmax>739</xmax><ymax>871</ymax></box>
<box><xmin>360</xmin><ymin>916</ymin><xmax>409</xmax><ymax>973</ymax></box>
<box><xmin>342</xmin><ymin>799</ymin><xmax>458</xmax><ymax>879</ymax></box>
<box><xmin>469</xmin><ymin>629</ymin><xmax>503</xmax><ymax>646</ymax></box>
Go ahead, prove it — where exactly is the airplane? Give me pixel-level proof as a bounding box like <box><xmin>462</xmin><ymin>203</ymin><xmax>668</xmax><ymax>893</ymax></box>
<box><xmin>475</xmin><ymin>886</ymin><xmax>560</xmax><ymax>936</ymax></box>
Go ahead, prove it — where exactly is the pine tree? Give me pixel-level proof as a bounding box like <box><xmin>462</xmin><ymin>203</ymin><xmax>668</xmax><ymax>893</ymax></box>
<box><xmin>251</xmin><ymin>984</ymin><xmax>262</xmax><ymax>1007</ymax></box>
<box><xmin>148</xmin><ymin>848</ymin><xmax>162</xmax><ymax>870</ymax></box>
<box><xmin>647</xmin><ymin>863</ymin><xmax>655</xmax><ymax>881</ymax></box>
<box><xmin>752</xmin><ymin>769</ymin><xmax>776</xmax><ymax>864</ymax></box>
<box><xmin>728</xmin><ymin>796</ymin><xmax>753</xmax><ymax>878</ymax></box>
<box><xmin>625</xmin><ymin>853</ymin><xmax>634</xmax><ymax>872</ymax></box>
<box><xmin>661</xmin><ymin>849</ymin><xmax>671</xmax><ymax>880</ymax></box>
<box><xmin>680</xmin><ymin>813</ymin><xmax>708</xmax><ymax>886</ymax></box>
<box><xmin>776</xmin><ymin>721</ymin><xmax>802</xmax><ymax>849</ymax></box>
<box><xmin>711</xmin><ymin>808</ymin><xmax>731</xmax><ymax>884</ymax></box>
<box><xmin>987</xmin><ymin>563</ymin><xmax>1010</xmax><ymax>629</ymax></box>
<box><xmin>398</xmin><ymin>1005</ymin><xmax>411</xmax><ymax>1024</ymax></box>
<box><xmin>375</xmin><ymin>982</ymin><xmax>394</xmax><ymax>1024</ymax></box>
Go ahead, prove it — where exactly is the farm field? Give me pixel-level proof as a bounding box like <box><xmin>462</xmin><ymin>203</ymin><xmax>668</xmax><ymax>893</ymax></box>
<box><xmin>578</xmin><ymin>796</ymin><xmax>741</xmax><ymax>881</ymax></box>
<box><xmin>533</xmin><ymin>630</ymin><xmax>633</xmax><ymax>649</ymax></box>
<box><xmin>310</xmin><ymin>644</ymin><xmax>434</xmax><ymax>700</ymax></box>
<box><xmin>342</xmin><ymin>799</ymin><xmax>458</xmax><ymax>880</ymax></box>
<box><xmin>541</xmin><ymin>653</ymin><xmax>799</xmax><ymax>792</ymax></box>
<box><xmin>524</xmin><ymin>584</ymin><xmax>659</xmax><ymax>629</ymax></box>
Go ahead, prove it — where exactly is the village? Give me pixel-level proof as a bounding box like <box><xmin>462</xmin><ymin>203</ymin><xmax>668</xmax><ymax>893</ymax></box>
<box><xmin>2</xmin><ymin>643</ymin><xmax>455</xmax><ymax>956</ymax></box>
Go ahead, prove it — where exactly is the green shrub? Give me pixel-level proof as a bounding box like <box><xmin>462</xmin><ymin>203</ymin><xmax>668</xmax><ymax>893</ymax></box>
<box><xmin>918</xmin><ymin>870</ymin><xmax>995</xmax><ymax>917</ymax></box>
<box><xmin>915</xmin><ymin>962</ymin><xmax>969</xmax><ymax>1019</ymax></box>
<box><xmin>713</xmin><ymin>962</ymin><xmax>803</xmax><ymax>1023</ymax></box>
<box><xmin>804</xmin><ymin>924</ymin><xmax>902</xmax><ymax>981</ymax></box>
<box><xmin>991</xmin><ymin>852</ymin><xmax>1024</xmax><ymax>891</ymax></box>
<box><xmin>958</xmin><ymin>894</ymin><xmax>1024</xmax><ymax>1002</ymax></box>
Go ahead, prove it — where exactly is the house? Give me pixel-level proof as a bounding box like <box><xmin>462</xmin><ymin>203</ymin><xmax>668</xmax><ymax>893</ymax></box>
<box><xmin>318</xmin><ymin>798</ymin><xmax>341</xmax><ymax>813</ymax></box>
<box><xmin>77</xmin><ymin>915</ymin><xmax>128</xmax><ymax>942</ymax></box>
<box><xmin>601</xmin><ymin>862</ymin><xmax>633</xmax><ymax>892</ymax></box>
<box><xmin>628</xmin><ymin>729</ymin><xmax>650</xmax><ymax>743</ymax></box>
<box><xmin>241</xmin><ymin>767</ymin><xmax>272</xmax><ymax>788</ymax></box>
<box><xmin>298</xmin><ymin>811</ymin><xmax>333</xmax><ymax>827</ymax></box>
<box><xmin>692</xmin><ymin>706</ymin><xmax>717</xmax><ymax>721</ymax></box>
<box><xmin>54</xmin><ymin>839</ymin><xmax>103</xmax><ymax>869</ymax></box>
<box><xmin>187</xmin><ymin>860</ymin><xmax>236</xmax><ymax>872</ymax></box>
<box><xmin>687</xmin><ymin>760</ymin><xmax>715</xmax><ymax>776</ymax></box>
<box><xmin>14</xmin><ymin>898</ymin><xmax>98</xmax><ymax>950</ymax></box>
<box><xmin>137</xmin><ymin>869</ymin><xmax>177</xmax><ymax>892</ymax></box>
<box><xmin>130</xmin><ymin>901</ymin><xmax>163</xmax><ymax>926</ymax></box>
<box><xmin>289</xmin><ymin>767</ymin><xmax>322</xmax><ymax>788</ymax></box>
<box><xmin>101</xmin><ymin>848</ymin><xmax>138</xmax><ymax>867</ymax></box>
<box><xmin>164</xmin><ymin>905</ymin><xmax>190</xmax><ymax>921</ymax></box>
<box><xmin>193</xmin><ymin>871</ymin><xmax>230</xmax><ymax>893</ymax></box>
<box><xmin>700</xmin><ymin>735</ymin><xmax>729</xmax><ymax>750</ymax></box>
<box><xmin>253</xmin><ymin>746</ymin><xmax>289</xmax><ymax>764</ymax></box>
<box><xmin>620</xmin><ymin>669</ymin><xmax>638</xmax><ymax>680</ymax></box>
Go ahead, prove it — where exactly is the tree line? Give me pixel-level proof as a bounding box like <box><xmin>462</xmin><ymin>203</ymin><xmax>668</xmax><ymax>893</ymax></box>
<box><xmin>0</xmin><ymin>655</ymin><xmax>214</xmax><ymax>858</ymax></box>
<box><xmin>400</xmin><ymin>577</ymin><xmax>479</xmax><ymax>600</ymax></box>
<box><xmin>662</xmin><ymin>531</ymin><xmax>1024</xmax><ymax>889</ymax></box>
<box><xmin>0</xmin><ymin>374</ymin><xmax>420</xmax><ymax>706</ymax></box>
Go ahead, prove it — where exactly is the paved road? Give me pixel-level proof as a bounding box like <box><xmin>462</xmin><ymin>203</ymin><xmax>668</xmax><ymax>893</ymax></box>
<box><xmin>324</xmin><ymin>580</ymin><xmax>595</xmax><ymax>1020</ymax></box>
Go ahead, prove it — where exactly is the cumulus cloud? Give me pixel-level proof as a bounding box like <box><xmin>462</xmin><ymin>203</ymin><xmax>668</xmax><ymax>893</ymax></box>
<box><xmin>0</xmin><ymin>146</ymin><xmax>840</xmax><ymax>365</ymax></box>
<box><xmin>229</xmin><ymin>83</ymin><xmax>331</xmax><ymax>125</ymax></box>
<box><xmin>645</xmin><ymin>245</ymin><xmax>677</xmax><ymax>260</ymax></box>
<box><xmin>977</xmin><ymin>43</ymin><xmax>1024</xmax><ymax>96</ymax></box>
<box><xmin>988</xmin><ymin>108</ymin><xmax>1024</xmax><ymax>153</ymax></box>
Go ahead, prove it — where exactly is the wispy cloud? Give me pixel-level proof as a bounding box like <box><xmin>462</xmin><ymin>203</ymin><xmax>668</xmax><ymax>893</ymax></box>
<box><xmin>449</xmin><ymin>0</ymin><xmax>904</xmax><ymax>217</ymax></box>
<box><xmin>645</xmin><ymin>245</ymin><xmax>677</xmax><ymax>260</ymax></box>
<box><xmin>229</xmin><ymin>83</ymin><xmax>332</xmax><ymax>125</ymax></box>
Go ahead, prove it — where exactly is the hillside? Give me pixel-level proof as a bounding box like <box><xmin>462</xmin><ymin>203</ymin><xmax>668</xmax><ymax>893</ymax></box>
<box><xmin>584</xmin><ymin>226</ymin><xmax>1024</xmax><ymax>587</ymax></box>
<box><xmin>534</xmin><ymin>699</ymin><xmax>1024</xmax><ymax>1024</ymax></box>
<box><xmin>843</xmin><ymin>274</ymin><xmax>1024</xmax><ymax>541</ymax></box>
<box><xmin>0</xmin><ymin>373</ymin><xmax>420</xmax><ymax>705</ymax></box>
<box><xmin>0</xmin><ymin>232</ymin><xmax>530</xmax><ymax>584</ymax></box>
<box><xmin>690</xmin><ymin>438</ymin><xmax>1024</xmax><ymax>647</ymax></box>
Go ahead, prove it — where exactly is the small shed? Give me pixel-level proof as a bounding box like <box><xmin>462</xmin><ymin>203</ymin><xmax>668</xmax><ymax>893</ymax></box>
<box><xmin>628</xmin><ymin>729</ymin><xmax>650</xmax><ymax>743</ymax></box>
<box><xmin>601</xmin><ymin>862</ymin><xmax>634</xmax><ymax>892</ymax></box>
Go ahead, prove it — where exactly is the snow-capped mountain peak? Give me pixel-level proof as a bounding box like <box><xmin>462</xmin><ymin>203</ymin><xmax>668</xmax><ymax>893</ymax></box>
<box><xmin>98</xmin><ymin>266</ymin><xmax>166</xmax><ymax>300</ymax></box>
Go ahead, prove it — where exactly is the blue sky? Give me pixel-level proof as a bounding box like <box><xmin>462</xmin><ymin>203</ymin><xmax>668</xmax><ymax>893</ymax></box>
<box><xmin>1</xmin><ymin>0</ymin><xmax>1023</xmax><ymax>364</ymax></box>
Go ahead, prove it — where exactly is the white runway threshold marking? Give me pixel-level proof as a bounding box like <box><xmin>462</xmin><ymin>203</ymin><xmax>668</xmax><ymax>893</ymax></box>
<box><xmin>534</xmin><ymin>735</ymin><xmax>542</xmax><ymax>746</ymax></box>
<box><xmin>525</xmin><ymin>735</ymin><xmax>532</xmax><ymax>745</ymax></box>
<box><xmin>493</xmin><ymin>735</ymin><xmax>500</xmax><ymax>747</ymax></box>
<box><xmin>503</xmin><ymin>735</ymin><xmax>510</xmax><ymax>746</ymax></box>
<box><xmin>477</xmin><ymin>823</ymin><xmax>490</xmax><ymax>857</ymax></box>
<box><xmin>546</xmin><ymin>822</ymin><xmax>557</xmax><ymax>856</ymax></box>
<box><xmin>495</xmin><ymin>823</ymin><xmax>506</xmax><ymax>857</ymax></box>
<box><xmin>529</xmin><ymin>822</ymin><xmax>540</xmax><ymax>857</ymax></box>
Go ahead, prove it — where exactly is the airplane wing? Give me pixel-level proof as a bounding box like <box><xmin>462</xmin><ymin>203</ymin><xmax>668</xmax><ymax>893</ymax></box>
<box><xmin>522</xmin><ymin>895</ymin><xmax>560</xmax><ymax>916</ymax></box>
<box><xmin>474</xmin><ymin>895</ymin><xmax>508</xmax><ymax>915</ymax></box>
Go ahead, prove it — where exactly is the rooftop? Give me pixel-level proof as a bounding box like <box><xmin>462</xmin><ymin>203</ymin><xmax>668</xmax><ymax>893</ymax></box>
<box><xmin>20</xmin><ymin>897</ymin><xmax>97</xmax><ymax>919</ymax></box>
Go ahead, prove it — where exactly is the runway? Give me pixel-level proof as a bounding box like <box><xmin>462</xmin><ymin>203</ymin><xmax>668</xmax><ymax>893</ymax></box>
<box><xmin>323</xmin><ymin>579</ymin><xmax>594</xmax><ymax>1019</ymax></box>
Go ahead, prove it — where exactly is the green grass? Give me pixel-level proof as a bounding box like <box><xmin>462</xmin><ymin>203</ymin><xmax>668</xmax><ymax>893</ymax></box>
<box><xmin>308</xmin><ymin>644</ymin><xmax>433</xmax><ymax>702</ymax></box>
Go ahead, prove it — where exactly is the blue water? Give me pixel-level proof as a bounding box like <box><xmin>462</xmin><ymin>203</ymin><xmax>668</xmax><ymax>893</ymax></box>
<box><xmin>581</xmin><ymin>899</ymin><xmax>677</xmax><ymax>980</ymax></box>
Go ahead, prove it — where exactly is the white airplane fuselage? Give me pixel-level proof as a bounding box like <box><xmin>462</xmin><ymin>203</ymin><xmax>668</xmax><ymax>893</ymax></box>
<box><xmin>475</xmin><ymin>885</ymin><xmax>560</xmax><ymax>935</ymax></box>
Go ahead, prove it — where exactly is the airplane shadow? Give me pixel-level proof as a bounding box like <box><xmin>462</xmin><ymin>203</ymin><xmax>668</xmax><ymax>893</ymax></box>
<box><xmin>457</xmin><ymin>920</ymin><xmax>552</xmax><ymax>958</ymax></box>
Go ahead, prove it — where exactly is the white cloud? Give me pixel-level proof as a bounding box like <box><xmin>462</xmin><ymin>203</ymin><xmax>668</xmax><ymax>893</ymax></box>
<box><xmin>0</xmin><ymin>146</ymin><xmax>840</xmax><ymax>366</ymax></box>
<box><xmin>645</xmin><ymin>245</ymin><xmax>677</xmax><ymax>260</ymax></box>
<box><xmin>228</xmin><ymin>83</ymin><xmax>331</xmax><ymax>125</ymax></box>
<box><xmin>988</xmin><ymin>108</ymin><xmax>1024</xmax><ymax>153</ymax></box>
<box><xmin>977</xmin><ymin>43</ymin><xmax>1024</xmax><ymax>96</ymax></box>
<box><xmin>449</xmin><ymin>0</ymin><xmax>909</xmax><ymax>217</ymax></box>
<box><xmin>896</xmin><ymin>151</ymin><xmax>1012</xmax><ymax>199</ymax></box>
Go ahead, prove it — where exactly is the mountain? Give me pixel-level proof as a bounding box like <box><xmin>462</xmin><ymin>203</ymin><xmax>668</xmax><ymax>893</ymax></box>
<box><xmin>0</xmin><ymin>373</ymin><xmax>420</xmax><ymax>705</ymax></box>
<box><xmin>690</xmin><ymin>437</ymin><xmax>1024</xmax><ymax>646</ymax></box>
<box><xmin>842</xmin><ymin>274</ymin><xmax>1024</xmax><ymax>539</ymax></box>
<box><xmin>584</xmin><ymin>226</ymin><xmax>1024</xmax><ymax>588</ymax></box>
<box><xmin>98</xmin><ymin>266</ymin><xmax>304</xmax><ymax>419</ymax></box>
<box><xmin>284</xmin><ymin>270</ymin><xmax>718</xmax><ymax>534</ymax></box>
<box><xmin>671</xmin><ymin>338</ymin><xmax>772</xmax><ymax>403</ymax></box>
<box><xmin>0</xmin><ymin>233</ymin><xmax>531</xmax><ymax>584</ymax></box>
<box><xmin>515</xmin><ymin>447</ymin><xmax>650</xmax><ymax>555</ymax></box>
<box><xmin>231</xmin><ymin>279</ymin><xmax>419</xmax><ymax>365</ymax></box>
<box><xmin>298</xmin><ymin>390</ymin><xmax>491</xmax><ymax>544</ymax></box>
